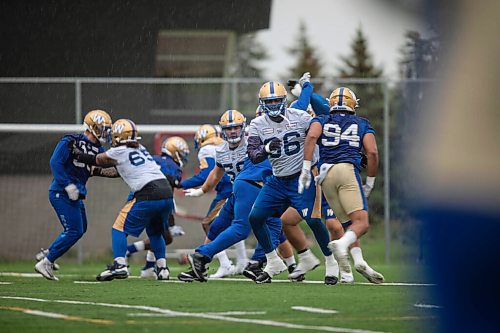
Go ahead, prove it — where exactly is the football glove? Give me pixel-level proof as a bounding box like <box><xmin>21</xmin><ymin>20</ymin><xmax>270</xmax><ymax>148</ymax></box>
<box><xmin>298</xmin><ymin>160</ymin><xmax>312</xmax><ymax>194</ymax></box>
<box><xmin>169</xmin><ymin>225</ymin><xmax>186</xmax><ymax>237</ymax></box>
<box><xmin>298</xmin><ymin>72</ymin><xmax>311</xmax><ymax>87</ymax></box>
<box><xmin>363</xmin><ymin>176</ymin><xmax>376</xmax><ymax>198</ymax></box>
<box><xmin>265</xmin><ymin>138</ymin><xmax>282</xmax><ymax>153</ymax></box>
<box><xmin>184</xmin><ymin>188</ymin><xmax>205</xmax><ymax>197</ymax></box>
<box><xmin>65</xmin><ymin>183</ymin><xmax>79</xmax><ymax>201</ymax></box>
<box><xmin>68</xmin><ymin>139</ymin><xmax>83</xmax><ymax>157</ymax></box>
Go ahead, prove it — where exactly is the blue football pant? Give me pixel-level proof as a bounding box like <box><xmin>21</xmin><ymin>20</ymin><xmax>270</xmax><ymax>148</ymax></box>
<box><xmin>47</xmin><ymin>191</ymin><xmax>87</xmax><ymax>263</ymax></box>
<box><xmin>249</xmin><ymin>174</ymin><xmax>332</xmax><ymax>256</ymax></box>
<box><xmin>112</xmin><ymin>198</ymin><xmax>174</xmax><ymax>261</ymax></box>
<box><xmin>197</xmin><ymin>179</ymin><xmax>282</xmax><ymax>261</ymax></box>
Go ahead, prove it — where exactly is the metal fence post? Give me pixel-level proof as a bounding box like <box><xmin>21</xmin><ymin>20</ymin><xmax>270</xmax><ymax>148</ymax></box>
<box><xmin>383</xmin><ymin>81</ymin><xmax>391</xmax><ymax>263</ymax></box>
<box><xmin>231</xmin><ymin>79</ymin><xmax>238</xmax><ymax>110</ymax></box>
<box><xmin>75</xmin><ymin>79</ymin><xmax>82</xmax><ymax>125</ymax></box>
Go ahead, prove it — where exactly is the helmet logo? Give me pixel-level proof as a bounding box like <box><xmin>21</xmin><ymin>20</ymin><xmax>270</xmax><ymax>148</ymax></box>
<box><xmin>92</xmin><ymin>114</ymin><xmax>105</xmax><ymax>125</ymax></box>
<box><xmin>114</xmin><ymin>123</ymin><xmax>125</xmax><ymax>134</ymax></box>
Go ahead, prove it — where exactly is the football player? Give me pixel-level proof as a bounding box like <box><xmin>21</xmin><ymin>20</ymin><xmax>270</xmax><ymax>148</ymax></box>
<box><xmin>35</xmin><ymin>110</ymin><xmax>112</xmax><ymax>281</ymax></box>
<box><xmin>179</xmin><ymin>124</ymin><xmax>249</xmax><ymax>278</ymax></box>
<box><xmin>71</xmin><ymin>119</ymin><xmax>174</xmax><ymax>281</ymax></box>
<box><xmin>247</xmin><ymin>79</ymin><xmax>338</xmax><ymax>284</ymax></box>
<box><xmin>125</xmin><ymin>136</ymin><xmax>189</xmax><ymax>279</ymax></box>
<box><xmin>178</xmin><ymin>110</ymin><xmax>284</xmax><ymax>282</ymax></box>
<box><xmin>299</xmin><ymin>87</ymin><xmax>378</xmax><ymax>282</ymax></box>
<box><xmin>291</xmin><ymin>76</ymin><xmax>384</xmax><ymax>284</ymax></box>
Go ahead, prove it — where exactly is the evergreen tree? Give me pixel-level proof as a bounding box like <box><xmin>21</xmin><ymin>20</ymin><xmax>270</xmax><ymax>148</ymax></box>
<box><xmin>228</xmin><ymin>33</ymin><xmax>268</xmax><ymax>78</ymax></box>
<box><xmin>287</xmin><ymin>21</ymin><xmax>323</xmax><ymax>79</ymax></box>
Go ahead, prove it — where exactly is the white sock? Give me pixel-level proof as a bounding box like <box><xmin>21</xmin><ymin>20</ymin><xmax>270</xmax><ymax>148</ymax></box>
<box><xmin>325</xmin><ymin>255</ymin><xmax>339</xmax><ymax>277</ymax></box>
<box><xmin>134</xmin><ymin>241</ymin><xmax>145</xmax><ymax>252</ymax></box>
<box><xmin>215</xmin><ymin>251</ymin><xmax>232</xmax><ymax>267</ymax></box>
<box><xmin>298</xmin><ymin>249</ymin><xmax>313</xmax><ymax>260</ymax></box>
<box><xmin>265</xmin><ymin>250</ymin><xmax>280</xmax><ymax>262</ymax></box>
<box><xmin>340</xmin><ymin>230</ymin><xmax>357</xmax><ymax>248</ymax></box>
<box><xmin>234</xmin><ymin>240</ymin><xmax>248</xmax><ymax>262</ymax></box>
<box><xmin>115</xmin><ymin>257</ymin><xmax>127</xmax><ymax>266</ymax></box>
<box><xmin>283</xmin><ymin>255</ymin><xmax>296</xmax><ymax>267</ymax></box>
<box><xmin>146</xmin><ymin>250</ymin><xmax>156</xmax><ymax>262</ymax></box>
<box><xmin>350</xmin><ymin>247</ymin><xmax>365</xmax><ymax>265</ymax></box>
<box><xmin>156</xmin><ymin>258</ymin><xmax>166</xmax><ymax>268</ymax></box>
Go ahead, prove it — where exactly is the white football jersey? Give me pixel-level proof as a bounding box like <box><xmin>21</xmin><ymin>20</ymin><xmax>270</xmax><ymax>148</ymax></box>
<box><xmin>248</xmin><ymin>108</ymin><xmax>316</xmax><ymax>177</ymax></box>
<box><xmin>215</xmin><ymin>137</ymin><xmax>248</xmax><ymax>182</ymax></box>
<box><xmin>106</xmin><ymin>144</ymin><xmax>165</xmax><ymax>192</ymax></box>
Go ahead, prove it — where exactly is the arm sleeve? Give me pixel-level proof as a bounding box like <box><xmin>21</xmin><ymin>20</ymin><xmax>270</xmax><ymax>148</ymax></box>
<box><xmin>310</xmin><ymin>92</ymin><xmax>330</xmax><ymax>115</ymax></box>
<box><xmin>247</xmin><ymin>136</ymin><xmax>268</xmax><ymax>164</ymax></box>
<box><xmin>50</xmin><ymin>139</ymin><xmax>72</xmax><ymax>187</ymax></box>
<box><xmin>180</xmin><ymin>157</ymin><xmax>215</xmax><ymax>189</ymax></box>
<box><xmin>292</xmin><ymin>82</ymin><xmax>313</xmax><ymax>111</ymax></box>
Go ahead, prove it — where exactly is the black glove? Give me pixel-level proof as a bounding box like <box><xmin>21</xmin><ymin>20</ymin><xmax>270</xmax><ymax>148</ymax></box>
<box><xmin>287</xmin><ymin>80</ymin><xmax>298</xmax><ymax>89</ymax></box>
<box><xmin>265</xmin><ymin>138</ymin><xmax>282</xmax><ymax>153</ymax></box>
<box><xmin>360</xmin><ymin>151</ymin><xmax>368</xmax><ymax>169</ymax></box>
<box><xmin>166</xmin><ymin>175</ymin><xmax>181</xmax><ymax>188</ymax></box>
<box><xmin>68</xmin><ymin>139</ymin><xmax>83</xmax><ymax>157</ymax></box>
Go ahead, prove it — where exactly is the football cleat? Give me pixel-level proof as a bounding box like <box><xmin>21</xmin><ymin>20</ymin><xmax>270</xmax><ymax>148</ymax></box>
<box><xmin>178</xmin><ymin>270</ymin><xmax>196</xmax><ymax>282</ymax></box>
<box><xmin>288</xmin><ymin>252</ymin><xmax>320</xmax><ymax>281</ymax></box>
<box><xmin>340</xmin><ymin>271</ymin><xmax>354</xmax><ymax>284</ymax></box>
<box><xmin>96</xmin><ymin>261</ymin><xmax>129</xmax><ymax>281</ymax></box>
<box><xmin>209</xmin><ymin>264</ymin><xmax>236</xmax><ymax>279</ymax></box>
<box><xmin>156</xmin><ymin>266</ymin><xmax>170</xmax><ymax>280</ymax></box>
<box><xmin>255</xmin><ymin>272</ymin><xmax>272</xmax><ymax>284</ymax></box>
<box><xmin>140</xmin><ymin>267</ymin><xmax>158</xmax><ymax>279</ymax></box>
<box><xmin>263</xmin><ymin>256</ymin><xmax>287</xmax><ymax>277</ymax></box>
<box><xmin>328</xmin><ymin>240</ymin><xmax>351</xmax><ymax>279</ymax></box>
<box><xmin>324</xmin><ymin>275</ymin><xmax>339</xmax><ymax>285</ymax></box>
<box><xmin>188</xmin><ymin>252</ymin><xmax>210</xmax><ymax>282</ymax></box>
<box><xmin>35</xmin><ymin>248</ymin><xmax>60</xmax><ymax>271</ymax></box>
<box><xmin>355</xmin><ymin>262</ymin><xmax>385</xmax><ymax>284</ymax></box>
<box><xmin>287</xmin><ymin>263</ymin><xmax>297</xmax><ymax>274</ymax></box>
<box><xmin>234</xmin><ymin>259</ymin><xmax>249</xmax><ymax>275</ymax></box>
<box><xmin>34</xmin><ymin>258</ymin><xmax>58</xmax><ymax>281</ymax></box>
<box><xmin>242</xmin><ymin>261</ymin><xmax>264</xmax><ymax>281</ymax></box>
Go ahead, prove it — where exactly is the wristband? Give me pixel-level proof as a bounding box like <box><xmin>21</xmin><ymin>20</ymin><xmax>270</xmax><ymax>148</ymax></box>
<box><xmin>366</xmin><ymin>176</ymin><xmax>376</xmax><ymax>187</ymax></box>
<box><xmin>302</xmin><ymin>160</ymin><xmax>312</xmax><ymax>171</ymax></box>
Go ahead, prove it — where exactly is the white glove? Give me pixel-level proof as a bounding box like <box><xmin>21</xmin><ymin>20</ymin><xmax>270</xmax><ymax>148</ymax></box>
<box><xmin>291</xmin><ymin>83</ymin><xmax>302</xmax><ymax>97</ymax></box>
<box><xmin>169</xmin><ymin>225</ymin><xmax>186</xmax><ymax>237</ymax></box>
<box><xmin>184</xmin><ymin>188</ymin><xmax>205</xmax><ymax>197</ymax></box>
<box><xmin>363</xmin><ymin>176</ymin><xmax>376</xmax><ymax>198</ymax></box>
<box><xmin>65</xmin><ymin>183</ymin><xmax>79</xmax><ymax>201</ymax></box>
<box><xmin>298</xmin><ymin>72</ymin><xmax>311</xmax><ymax>87</ymax></box>
<box><xmin>297</xmin><ymin>160</ymin><xmax>312</xmax><ymax>194</ymax></box>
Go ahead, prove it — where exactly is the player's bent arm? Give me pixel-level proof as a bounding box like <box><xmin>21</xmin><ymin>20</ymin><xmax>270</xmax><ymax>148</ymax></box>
<box><xmin>304</xmin><ymin>122</ymin><xmax>322</xmax><ymax>162</ymax></box>
<box><xmin>247</xmin><ymin>136</ymin><xmax>268</xmax><ymax>164</ymax></box>
<box><xmin>92</xmin><ymin>166</ymin><xmax>120</xmax><ymax>178</ymax></box>
<box><xmin>201</xmin><ymin>165</ymin><xmax>225</xmax><ymax>193</ymax></box>
<box><xmin>362</xmin><ymin>133</ymin><xmax>378</xmax><ymax>177</ymax></box>
<box><xmin>293</xmin><ymin>82</ymin><xmax>313</xmax><ymax>111</ymax></box>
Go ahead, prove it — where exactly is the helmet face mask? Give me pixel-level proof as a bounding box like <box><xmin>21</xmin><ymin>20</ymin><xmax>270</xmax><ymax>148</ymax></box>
<box><xmin>162</xmin><ymin>136</ymin><xmax>190</xmax><ymax>167</ymax></box>
<box><xmin>219</xmin><ymin>110</ymin><xmax>246</xmax><ymax>145</ymax></box>
<box><xmin>83</xmin><ymin>110</ymin><xmax>112</xmax><ymax>144</ymax></box>
<box><xmin>258</xmin><ymin>81</ymin><xmax>287</xmax><ymax>118</ymax></box>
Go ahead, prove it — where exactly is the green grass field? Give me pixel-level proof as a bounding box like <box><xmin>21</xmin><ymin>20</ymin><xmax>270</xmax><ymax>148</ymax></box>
<box><xmin>0</xmin><ymin>255</ymin><xmax>438</xmax><ymax>333</ymax></box>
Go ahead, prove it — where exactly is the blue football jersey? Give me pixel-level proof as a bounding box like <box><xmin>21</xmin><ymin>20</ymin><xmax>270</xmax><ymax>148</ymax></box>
<box><xmin>236</xmin><ymin>157</ymin><xmax>273</xmax><ymax>183</ymax></box>
<box><xmin>153</xmin><ymin>155</ymin><xmax>182</xmax><ymax>184</ymax></box>
<box><xmin>49</xmin><ymin>133</ymin><xmax>105</xmax><ymax>197</ymax></box>
<box><xmin>312</xmin><ymin>113</ymin><xmax>375</xmax><ymax>170</ymax></box>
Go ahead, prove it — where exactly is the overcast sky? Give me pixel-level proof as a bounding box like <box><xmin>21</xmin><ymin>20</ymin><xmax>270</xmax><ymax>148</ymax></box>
<box><xmin>256</xmin><ymin>0</ymin><xmax>428</xmax><ymax>80</ymax></box>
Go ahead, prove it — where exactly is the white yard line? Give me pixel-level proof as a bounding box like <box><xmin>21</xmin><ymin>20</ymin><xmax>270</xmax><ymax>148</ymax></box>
<box><xmin>127</xmin><ymin>311</ymin><xmax>267</xmax><ymax>317</ymax></box>
<box><xmin>0</xmin><ymin>305</ymin><xmax>112</xmax><ymax>324</ymax></box>
<box><xmin>413</xmin><ymin>303</ymin><xmax>442</xmax><ymax>309</ymax></box>
<box><xmin>1</xmin><ymin>296</ymin><xmax>389</xmax><ymax>333</ymax></box>
<box><xmin>292</xmin><ymin>306</ymin><xmax>338</xmax><ymax>314</ymax></box>
<box><xmin>0</xmin><ymin>282</ymin><xmax>13</xmax><ymax>285</ymax></box>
